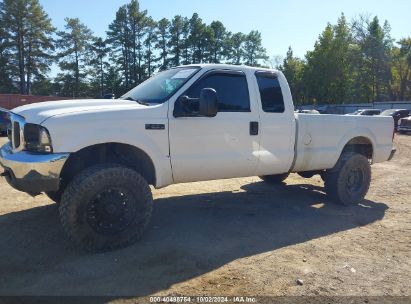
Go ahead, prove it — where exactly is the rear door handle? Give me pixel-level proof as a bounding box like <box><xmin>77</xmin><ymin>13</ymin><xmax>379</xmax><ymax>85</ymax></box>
<box><xmin>250</xmin><ymin>121</ymin><xmax>259</xmax><ymax>136</ymax></box>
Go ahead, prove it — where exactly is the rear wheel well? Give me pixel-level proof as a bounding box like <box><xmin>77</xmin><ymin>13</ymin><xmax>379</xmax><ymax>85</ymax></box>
<box><xmin>341</xmin><ymin>137</ymin><xmax>373</xmax><ymax>161</ymax></box>
<box><xmin>59</xmin><ymin>143</ymin><xmax>156</xmax><ymax>190</ymax></box>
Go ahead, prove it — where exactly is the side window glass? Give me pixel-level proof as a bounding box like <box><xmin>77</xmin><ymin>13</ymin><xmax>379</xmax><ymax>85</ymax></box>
<box><xmin>255</xmin><ymin>73</ymin><xmax>285</xmax><ymax>113</ymax></box>
<box><xmin>185</xmin><ymin>73</ymin><xmax>250</xmax><ymax>112</ymax></box>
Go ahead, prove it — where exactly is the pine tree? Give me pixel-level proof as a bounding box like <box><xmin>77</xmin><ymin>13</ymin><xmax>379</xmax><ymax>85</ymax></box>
<box><xmin>104</xmin><ymin>65</ymin><xmax>123</xmax><ymax>97</ymax></box>
<box><xmin>168</xmin><ymin>15</ymin><xmax>184</xmax><ymax>67</ymax></box>
<box><xmin>0</xmin><ymin>0</ymin><xmax>54</xmax><ymax>94</ymax></box>
<box><xmin>243</xmin><ymin>30</ymin><xmax>268</xmax><ymax>66</ymax></box>
<box><xmin>127</xmin><ymin>0</ymin><xmax>147</xmax><ymax>83</ymax></box>
<box><xmin>303</xmin><ymin>24</ymin><xmax>334</xmax><ymax>104</ymax></box>
<box><xmin>391</xmin><ymin>38</ymin><xmax>411</xmax><ymax>100</ymax></box>
<box><xmin>0</xmin><ymin>22</ymin><xmax>14</xmax><ymax>92</ymax></box>
<box><xmin>56</xmin><ymin>17</ymin><xmax>94</xmax><ymax>97</ymax></box>
<box><xmin>181</xmin><ymin>17</ymin><xmax>191</xmax><ymax>65</ymax></box>
<box><xmin>156</xmin><ymin>18</ymin><xmax>170</xmax><ymax>70</ymax></box>
<box><xmin>279</xmin><ymin>47</ymin><xmax>305</xmax><ymax>104</ymax></box>
<box><xmin>90</xmin><ymin>37</ymin><xmax>110</xmax><ymax>97</ymax></box>
<box><xmin>188</xmin><ymin>13</ymin><xmax>207</xmax><ymax>63</ymax></box>
<box><xmin>302</xmin><ymin>15</ymin><xmax>355</xmax><ymax>104</ymax></box>
<box><xmin>352</xmin><ymin>16</ymin><xmax>393</xmax><ymax>101</ymax></box>
<box><xmin>209</xmin><ymin>21</ymin><xmax>227</xmax><ymax>63</ymax></box>
<box><xmin>226</xmin><ymin>32</ymin><xmax>245</xmax><ymax>65</ymax></box>
<box><xmin>331</xmin><ymin>14</ymin><xmax>353</xmax><ymax>103</ymax></box>
<box><xmin>144</xmin><ymin>17</ymin><xmax>157</xmax><ymax>77</ymax></box>
<box><xmin>107</xmin><ymin>5</ymin><xmax>132</xmax><ymax>89</ymax></box>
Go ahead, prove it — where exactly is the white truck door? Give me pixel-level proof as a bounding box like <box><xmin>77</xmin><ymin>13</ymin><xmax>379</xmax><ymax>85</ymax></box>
<box><xmin>169</xmin><ymin>70</ymin><xmax>260</xmax><ymax>183</ymax></box>
<box><xmin>253</xmin><ymin>71</ymin><xmax>296</xmax><ymax>176</ymax></box>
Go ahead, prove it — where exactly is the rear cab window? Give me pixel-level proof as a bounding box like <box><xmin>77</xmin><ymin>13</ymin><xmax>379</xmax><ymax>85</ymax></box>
<box><xmin>255</xmin><ymin>71</ymin><xmax>285</xmax><ymax>113</ymax></box>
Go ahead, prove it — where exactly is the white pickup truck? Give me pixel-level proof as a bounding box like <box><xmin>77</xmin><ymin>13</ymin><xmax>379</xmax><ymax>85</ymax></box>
<box><xmin>0</xmin><ymin>64</ymin><xmax>396</xmax><ymax>251</ymax></box>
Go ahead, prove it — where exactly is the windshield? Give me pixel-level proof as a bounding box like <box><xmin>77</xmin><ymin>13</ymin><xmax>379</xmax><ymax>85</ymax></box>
<box><xmin>120</xmin><ymin>67</ymin><xmax>200</xmax><ymax>104</ymax></box>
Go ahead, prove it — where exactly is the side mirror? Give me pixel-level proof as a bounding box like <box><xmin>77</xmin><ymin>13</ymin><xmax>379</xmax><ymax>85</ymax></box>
<box><xmin>199</xmin><ymin>88</ymin><xmax>218</xmax><ymax>117</ymax></box>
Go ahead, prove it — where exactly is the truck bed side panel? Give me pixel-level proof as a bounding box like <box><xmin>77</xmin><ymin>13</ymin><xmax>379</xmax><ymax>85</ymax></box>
<box><xmin>292</xmin><ymin>114</ymin><xmax>394</xmax><ymax>172</ymax></box>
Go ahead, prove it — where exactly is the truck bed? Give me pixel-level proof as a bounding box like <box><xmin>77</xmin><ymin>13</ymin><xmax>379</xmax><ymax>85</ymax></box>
<box><xmin>291</xmin><ymin>113</ymin><xmax>394</xmax><ymax>172</ymax></box>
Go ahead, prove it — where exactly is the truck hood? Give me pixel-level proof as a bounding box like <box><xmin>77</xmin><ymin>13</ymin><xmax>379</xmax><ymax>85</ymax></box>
<box><xmin>12</xmin><ymin>99</ymin><xmax>144</xmax><ymax>124</ymax></box>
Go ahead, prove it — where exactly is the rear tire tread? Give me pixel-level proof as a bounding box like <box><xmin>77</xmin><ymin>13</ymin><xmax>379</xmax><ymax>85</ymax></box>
<box><xmin>324</xmin><ymin>152</ymin><xmax>371</xmax><ymax>206</ymax></box>
<box><xmin>45</xmin><ymin>189</ymin><xmax>63</xmax><ymax>204</ymax></box>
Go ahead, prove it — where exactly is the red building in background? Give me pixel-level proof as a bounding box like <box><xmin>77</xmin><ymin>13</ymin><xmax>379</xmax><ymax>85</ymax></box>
<box><xmin>0</xmin><ymin>94</ymin><xmax>70</xmax><ymax>110</ymax></box>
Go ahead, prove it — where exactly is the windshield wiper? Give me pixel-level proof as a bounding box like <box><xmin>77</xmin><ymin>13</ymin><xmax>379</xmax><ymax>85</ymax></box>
<box><xmin>122</xmin><ymin>97</ymin><xmax>150</xmax><ymax>106</ymax></box>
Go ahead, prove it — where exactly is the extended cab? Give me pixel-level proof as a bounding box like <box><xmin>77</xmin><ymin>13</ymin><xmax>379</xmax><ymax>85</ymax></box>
<box><xmin>0</xmin><ymin>64</ymin><xmax>396</xmax><ymax>251</ymax></box>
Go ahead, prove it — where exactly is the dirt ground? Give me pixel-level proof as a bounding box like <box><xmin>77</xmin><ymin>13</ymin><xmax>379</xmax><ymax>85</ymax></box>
<box><xmin>0</xmin><ymin>135</ymin><xmax>410</xmax><ymax>298</ymax></box>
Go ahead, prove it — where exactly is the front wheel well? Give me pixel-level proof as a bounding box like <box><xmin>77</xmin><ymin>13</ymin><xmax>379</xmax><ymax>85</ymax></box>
<box><xmin>340</xmin><ymin>137</ymin><xmax>373</xmax><ymax>161</ymax></box>
<box><xmin>59</xmin><ymin>143</ymin><xmax>156</xmax><ymax>190</ymax></box>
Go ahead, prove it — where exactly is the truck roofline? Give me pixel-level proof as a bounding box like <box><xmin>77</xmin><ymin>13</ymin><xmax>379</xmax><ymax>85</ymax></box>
<box><xmin>176</xmin><ymin>63</ymin><xmax>281</xmax><ymax>74</ymax></box>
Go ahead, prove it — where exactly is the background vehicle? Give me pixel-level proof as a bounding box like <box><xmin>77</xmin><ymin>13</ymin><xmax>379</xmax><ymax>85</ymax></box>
<box><xmin>398</xmin><ymin>115</ymin><xmax>411</xmax><ymax>134</ymax></box>
<box><xmin>346</xmin><ymin>109</ymin><xmax>381</xmax><ymax>116</ymax></box>
<box><xmin>0</xmin><ymin>108</ymin><xmax>10</xmax><ymax>136</ymax></box>
<box><xmin>103</xmin><ymin>93</ymin><xmax>116</xmax><ymax>99</ymax></box>
<box><xmin>380</xmin><ymin>109</ymin><xmax>410</xmax><ymax>131</ymax></box>
<box><xmin>0</xmin><ymin>64</ymin><xmax>396</xmax><ymax>251</ymax></box>
<box><xmin>295</xmin><ymin>109</ymin><xmax>320</xmax><ymax>114</ymax></box>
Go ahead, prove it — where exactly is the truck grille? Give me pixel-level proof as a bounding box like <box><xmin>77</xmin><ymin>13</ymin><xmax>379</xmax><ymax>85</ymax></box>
<box><xmin>400</xmin><ymin>119</ymin><xmax>411</xmax><ymax>127</ymax></box>
<box><xmin>8</xmin><ymin>113</ymin><xmax>26</xmax><ymax>152</ymax></box>
<box><xmin>7</xmin><ymin>126</ymin><xmax>11</xmax><ymax>142</ymax></box>
<box><xmin>13</xmin><ymin>122</ymin><xmax>21</xmax><ymax>148</ymax></box>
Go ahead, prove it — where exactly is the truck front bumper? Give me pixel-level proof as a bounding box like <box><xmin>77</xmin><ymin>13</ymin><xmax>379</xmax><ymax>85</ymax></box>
<box><xmin>0</xmin><ymin>143</ymin><xmax>70</xmax><ymax>194</ymax></box>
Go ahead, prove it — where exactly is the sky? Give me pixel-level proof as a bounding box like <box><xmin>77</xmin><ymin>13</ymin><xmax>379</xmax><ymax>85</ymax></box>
<box><xmin>40</xmin><ymin>0</ymin><xmax>411</xmax><ymax>65</ymax></box>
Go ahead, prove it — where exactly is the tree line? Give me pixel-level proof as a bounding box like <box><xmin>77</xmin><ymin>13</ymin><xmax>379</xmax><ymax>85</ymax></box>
<box><xmin>0</xmin><ymin>0</ymin><xmax>410</xmax><ymax>104</ymax></box>
<box><xmin>280</xmin><ymin>14</ymin><xmax>411</xmax><ymax>104</ymax></box>
<box><xmin>0</xmin><ymin>0</ymin><xmax>267</xmax><ymax>98</ymax></box>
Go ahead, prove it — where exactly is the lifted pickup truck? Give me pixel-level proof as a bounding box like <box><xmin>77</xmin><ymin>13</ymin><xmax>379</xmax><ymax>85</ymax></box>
<box><xmin>0</xmin><ymin>64</ymin><xmax>396</xmax><ymax>251</ymax></box>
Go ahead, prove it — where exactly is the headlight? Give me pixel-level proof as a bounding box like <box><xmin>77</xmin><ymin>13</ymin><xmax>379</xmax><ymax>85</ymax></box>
<box><xmin>24</xmin><ymin>123</ymin><xmax>53</xmax><ymax>153</ymax></box>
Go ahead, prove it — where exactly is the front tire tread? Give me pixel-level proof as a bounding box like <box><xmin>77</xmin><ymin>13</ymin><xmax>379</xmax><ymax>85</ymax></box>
<box><xmin>59</xmin><ymin>164</ymin><xmax>153</xmax><ymax>252</ymax></box>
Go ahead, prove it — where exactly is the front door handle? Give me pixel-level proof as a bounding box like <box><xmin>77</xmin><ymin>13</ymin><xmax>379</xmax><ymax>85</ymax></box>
<box><xmin>250</xmin><ymin>121</ymin><xmax>259</xmax><ymax>136</ymax></box>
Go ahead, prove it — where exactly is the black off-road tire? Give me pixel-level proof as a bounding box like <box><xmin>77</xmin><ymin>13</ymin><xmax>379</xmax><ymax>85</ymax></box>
<box><xmin>298</xmin><ymin>171</ymin><xmax>316</xmax><ymax>179</ymax></box>
<box><xmin>45</xmin><ymin>189</ymin><xmax>63</xmax><ymax>204</ymax></box>
<box><xmin>323</xmin><ymin>152</ymin><xmax>371</xmax><ymax>206</ymax></box>
<box><xmin>259</xmin><ymin>173</ymin><xmax>290</xmax><ymax>184</ymax></box>
<box><xmin>59</xmin><ymin>164</ymin><xmax>153</xmax><ymax>252</ymax></box>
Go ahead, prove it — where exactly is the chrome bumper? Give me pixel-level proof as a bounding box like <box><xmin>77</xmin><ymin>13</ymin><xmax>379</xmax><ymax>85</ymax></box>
<box><xmin>0</xmin><ymin>142</ymin><xmax>69</xmax><ymax>194</ymax></box>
